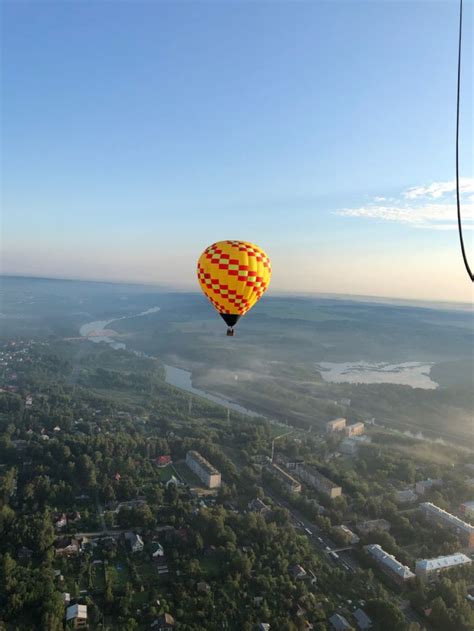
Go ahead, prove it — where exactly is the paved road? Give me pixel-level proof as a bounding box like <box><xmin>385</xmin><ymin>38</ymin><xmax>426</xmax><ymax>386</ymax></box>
<box><xmin>263</xmin><ymin>484</ymin><xmax>429</xmax><ymax>629</ymax></box>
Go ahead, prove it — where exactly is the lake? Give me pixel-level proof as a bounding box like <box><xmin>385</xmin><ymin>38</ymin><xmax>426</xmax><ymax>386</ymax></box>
<box><xmin>316</xmin><ymin>361</ymin><xmax>438</xmax><ymax>389</ymax></box>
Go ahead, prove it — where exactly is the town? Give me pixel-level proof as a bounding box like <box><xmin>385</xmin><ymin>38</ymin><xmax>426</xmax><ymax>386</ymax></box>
<box><xmin>0</xmin><ymin>338</ymin><xmax>473</xmax><ymax>630</ymax></box>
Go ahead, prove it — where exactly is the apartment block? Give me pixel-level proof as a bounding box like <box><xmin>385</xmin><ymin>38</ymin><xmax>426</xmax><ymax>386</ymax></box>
<box><xmin>267</xmin><ymin>463</ymin><xmax>302</xmax><ymax>494</ymax></box>
<box><xmin>326</xmin><ymin>418</ymin><xmax>346</xmax><ymax>433</ymax></box>
<box><xmin>365</xmin><ymin>544</ymin><xmax>415</xmax><ymax>585</ymax></box>
<box><xmin>419</xmin><ymin>502</ymin><xmax>474</xmax><ymax>549</ymax></box>
<box><xmin>415</xmin><ymin>553</ymin><xmax>471</xmax><ymax>581</ymax></box>
<box><xmin>295</xmin><ymin>463</ymin><xmax>342</xmax><ymax>499</ymax></box>
<box><xmin>186</xmin><ymin>451</ymin><xmax>221</xmax><ymax>489</ymax></box>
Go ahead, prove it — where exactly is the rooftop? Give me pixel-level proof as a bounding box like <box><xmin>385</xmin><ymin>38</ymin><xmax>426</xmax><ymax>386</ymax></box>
<box><xmin>187</xmin><ymin>451</ymin><xmax>220</xmax><ymax>476</ymax></box>
<box><xmin>353</xmin><ymin>608</ymin><xmax>372</xmax><ymax>630</ymax></box>
<box><xmin>296</xmin><ymin>463</ymin><xmax>341</xmax><ymax>491</ymax></box>
<box><xmin>366</xmin><ymin>544</ymin><xmax>415</xmax><ymax>580</ymax></box>
<box><xmin>416</xmin><ymin>553</ymin><xmax>471</xmax><ymax>572</ymax></box>
<box><xmin>420</xmin><ymin>502</ymin><xmax>474</xmax><ymax>534</ymax></box>
<box><xmin>66</xmin><ymin>604</ymin><xmax>87</xmax><ymax>621</ymax></box>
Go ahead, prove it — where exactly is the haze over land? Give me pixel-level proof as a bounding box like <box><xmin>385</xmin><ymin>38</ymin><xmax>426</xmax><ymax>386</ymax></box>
<box><xmin>2</xmin><ymin>276</ymin><xmax>472</xmax><ymax>445</ymax></box>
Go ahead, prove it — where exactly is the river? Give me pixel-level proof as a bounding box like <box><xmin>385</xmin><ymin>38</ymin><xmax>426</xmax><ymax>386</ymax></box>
<box><xmin>79</xmin><ymin>308</ymin><xmax>262</xmax><ymax>418</ymax></box>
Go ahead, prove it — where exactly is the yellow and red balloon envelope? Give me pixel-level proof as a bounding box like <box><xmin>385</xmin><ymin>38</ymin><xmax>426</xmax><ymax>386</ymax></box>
<box><xmin>197</xmin><ymin>240</ymin><xmax>271</xmax><ymax>328</ymax></box>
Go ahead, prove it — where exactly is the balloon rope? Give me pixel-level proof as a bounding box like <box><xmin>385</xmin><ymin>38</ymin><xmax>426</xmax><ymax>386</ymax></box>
<box><xmin>456</xmin><ymin>0</ymin><xmax>473</xmax><ymax>281</ymax></box>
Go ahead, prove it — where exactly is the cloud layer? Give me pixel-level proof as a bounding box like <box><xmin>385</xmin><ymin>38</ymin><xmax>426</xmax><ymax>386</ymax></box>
<box><xmin>337</xmin><ymin>178</ymin><xmax>474</xmax><ymax>230</ymax></box>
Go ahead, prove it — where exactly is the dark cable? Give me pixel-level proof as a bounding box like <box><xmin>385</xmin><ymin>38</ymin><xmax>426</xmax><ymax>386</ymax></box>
<box><xmin>455</xmin><ymin>0</ymin><xmax>473</xmax><ymax>281</ymax></box>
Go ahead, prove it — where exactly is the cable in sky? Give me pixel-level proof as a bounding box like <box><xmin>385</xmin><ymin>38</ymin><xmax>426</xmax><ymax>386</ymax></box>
<box><xmin>455</xmin><ymin>0</ymin><xmax>473</xmax><ymax>281</ymax></box>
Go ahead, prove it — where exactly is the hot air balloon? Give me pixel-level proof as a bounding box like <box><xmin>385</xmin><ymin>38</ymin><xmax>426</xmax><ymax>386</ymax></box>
<box><xmin>197</xmin><ymin>240</ymin><xmax>272</xmax><ymax>335</ymax></box>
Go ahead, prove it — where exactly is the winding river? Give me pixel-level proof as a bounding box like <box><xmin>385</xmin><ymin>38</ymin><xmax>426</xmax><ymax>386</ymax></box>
<box><xmin>79</xmin><ymin>308</ymin><xmax>262</xmax><ymax>418</ymax></box>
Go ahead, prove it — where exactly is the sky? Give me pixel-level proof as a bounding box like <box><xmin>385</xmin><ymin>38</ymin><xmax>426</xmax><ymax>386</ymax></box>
<box><xmin>1</xmin><ymin>0</ymin><xmax>473</xmax><ymax>303</ymax></box>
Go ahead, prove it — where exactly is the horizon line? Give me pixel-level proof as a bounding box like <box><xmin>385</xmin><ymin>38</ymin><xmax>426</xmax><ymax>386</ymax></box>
<box><xmin>1</xmin><ymin>273</ymin><xmax>473</xmax><ymax>311</ymax></box>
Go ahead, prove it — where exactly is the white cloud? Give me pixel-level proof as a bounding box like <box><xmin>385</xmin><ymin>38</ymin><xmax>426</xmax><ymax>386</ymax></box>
<box><xmin>336</xmin><ymin>178</ymin><xmax>474</xmax><ymax>230</ymax></box>
<box><xmin>404</xmin><ymin>177</ymin><xmax>474</xmax><ymax>199</ymax></box>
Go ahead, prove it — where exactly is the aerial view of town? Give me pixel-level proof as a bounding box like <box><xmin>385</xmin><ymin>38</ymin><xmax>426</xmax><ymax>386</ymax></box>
<box><xmin>0</xmin><ymin>278</ymin><xmax>473</xmax><ymax>630</ymax></box>
<box><xmin>2</xmin><ymin>1</ymin><xmax>473</xmax><ymax>629</ymax></box>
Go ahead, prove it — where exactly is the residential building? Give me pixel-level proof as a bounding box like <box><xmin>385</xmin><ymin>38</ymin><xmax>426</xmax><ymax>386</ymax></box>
<box><xmin>460</xmin><ymin>501</ymin><xmax>474</xmax><ymax>520</ymax></box>
<box><xmin>415</xmin><ymin>478</ymin><xmax>443</xmax><ymax>495</ymax></box>
<box><xmin>150</xmin><ymin>542</ymin><xmax>164</xmax><ymax>558</ymax></box>
<box><xmin>353</xmin><ymin>608</ymin><xmax>372</xmax><ymax>630</ymax></box>
<box><xmin>419</xmin><ymin>502</ymin><xmax>474</xmax><ymax>548</ymax></box>
<box><xmin>295</xmin><ymin>463</ymin><xmax>342</xmax><ymax>498</ymax></box>
<box><xmin>17</xmin><ymin>546</ymin><xmax>33</xmax><ymax>560</ymax></box>
<box><xmin>248</xmin><ymin>498</ymin><xmax>271</xmax><ymax>516</ymax></box>
<box><xmin>155</xmin><ymin>455</ymin><xmax>172</xmax><ymax>467</ymax></box>
<box><xmin>395</xmin><ymin>489</ymin><xmax>418</xmax><ymax>504</ymax></box>
<box><xmin>124</xmin><ymin>532</ymin><xmax>144</xmax><ymax>553</ymax></box>
<box><xmin>266</xmin><ymin>463</ymin><xmax>301</xmax><ymax>493</ymax></box>
<box><xmin>415</xmin><ymin>553</ymin><xmax>472</xmax><ymax>581</ymax></box>
<box><xmin>329</xmin><ymin>613</ymin><xmax>352</xmax><ymax>630</ymax></box>
<box><xmin>256</xmin><ymin>624</ymin><xmax>271</xmax><ymax>631</ymax></box>
<box><xmin>289</xmin><ymin>564</ymin><xmax>307</xmax><ymax>580</ymax></box>
<box><xmin>55</xmin><ymin>513</ymin><xmax>68</xmax><ymax>529</ymax></box>
<box><xmin>150</xmin><ymin>613</ymin><xmax>175</xmax><ymax>630</ymax></box>
<box><xmin>338</xmin><ymin>438</ymin><xmax>359</xmax><ymax>455</ymax></box>
<box><xmin>345</xmin><ymin>422</ymin><xmax>365</xmax><ymax>437</ymax></box>
<box><xmin>55</xmin><ymin>537</ymin><xmax>80</xmax><ymax>557</ymax></box>
<box><xmin>326</xmin><ymin>418</ymin><xmax>346</xmax><ymax>433</ymax></box>
<box><xmin>365</xmin><ymin>544</ymin><xmax>415</xmax><ymax>585</ymax></box>
<box><xmin>186</xmin><ymin>451</ymin><xmax>221</xmax><ymax>488</ymax></box>
<box><xmin>334</xmin><ymin>525</ymin><xmax>359</xmax><ymax>544</ymax></box>
<box><xmin>65</xmin><ymin>604</ymin><xmax>87</xmax><ymax>629</ymax></box>
<box><xmin>356</xmin><ymin>519</ymin><xmax>391</xmax><ymax>536</ymax></box>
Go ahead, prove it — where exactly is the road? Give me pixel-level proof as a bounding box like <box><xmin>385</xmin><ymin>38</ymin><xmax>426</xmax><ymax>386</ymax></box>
<box><xmin>263</xmin><ymin>484</ymin><xmax>429</xmax><ymax>629</ymax></box>
<box><xmin>263</xmin><ymin>484</ymin><xmax>359</xmax><ymax>572</ymax></box>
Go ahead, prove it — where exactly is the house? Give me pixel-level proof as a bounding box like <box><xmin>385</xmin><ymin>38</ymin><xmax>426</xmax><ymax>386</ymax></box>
<box><xmin>329</xmin><ymin>613</ymin><xmax>352</xmax><ymax>630</ymax></box>
<box><xmin>395</xmin><ymin>489</ymin><xmax>418</xmax><ymax>504</ymax></box>
<box><xmin>415</xmin><ymin>479</ymin><xmax>443</xmax><ymax>495</ymax></box>
<box><xmin>290</xmin><ymin>564</ymin><xmax>307</xmax><ymax>580</ymax></box>
<box><xmin>326</xmin><ymin>418</ymin><xmax>347</xmax><ymax>433</ymax></box>
<box><xmin>460</xmin><ymin>501</ymin><xmax>474</xmax><ymax>520</ymax></box>
<box><xmin>156</xmin><ymin>455</ymin><xmax>172</xmax><ymax>467</ymax></box>
<box><xmin>125</xmin><ymin>532</ymin><xmax>144</xmax><ymax>553</ymax></box>
<box><xmin>68</xmin><ymin>511</ymin><xmax>81</xmax><ymax>523</ymax></box>
<box><xmin>63</xmin><ymin>593</ymin><xmax>71</xmax><ymax>604</ymax></box>
<box><xmin>338</xmin><ymin>438</ymin><xmax>360</xmax><ymax>456</ymax></box>
<box><xmin>65</xmin><ymin>603</ymin><xmax>87</xmax><ymax>628</ymax></box>
<box><xmin>356</xmin><ymin>519</ymin><xmax>390</xmax><ymax>536</ymax></box>
<box><xmin>354</xmin><ymin>608</ymin><xmax>372</xmax><ymax>629</ymax></box>
<box><xmin>256</xmin><ymin>624</ymin><xmax>271</xmax><ymax>631</ymax></box>
<box><xmin>55</xmin><ymin>537</ymin><xmax>80</xmax><ymax>556</ymax></box>
<box><xmin>150</xmin><ymin>613</ymin><xmax>175</xmax><ymax>629</ymax></box>
<box><xmin>333</xmin><ymin>525</ymin><xmax>359</xmax><ymax>544</ymax></box>
<box><xmin>55</xmin><ymin>513</ymin><xmax>68</xmax><ymax>529</ymax></box>
<box><xmin>17</xmin><ymin>546</ymin><xmax>33</xmax><ymax>561</ymax></box>
<box><xmin>248</xmin><ymin>498</ymin><xmax>271</xmax><ymax>516</ymax></box>
<box><xmin>345</xmin><ymin>422</ymin><xmax>365</xmax><ymax>437</ymax></box>
<box><xmin>197</xmin><ymin>581</ymin><xmax>210</xmax><ymax>593</ymax></box>
<box><xmin>150</xmin><ymin>542</ymin><xmax>165</xmax><ymax>558</ymax></box>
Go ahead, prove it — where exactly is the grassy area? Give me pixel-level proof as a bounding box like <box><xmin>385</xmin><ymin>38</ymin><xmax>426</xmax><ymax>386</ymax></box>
<box><xmin>157</xmin><ymin>464</ymin><xmax>174</xmax><ymax>482</ymax></box>
<box><xmin>199</xmin><ymin>556</ymin><xmax>221</xmax><ymax>578</ymax></box>
<box><xmin>172</xmin><ymin>460</ymin><xmax>203</xmax><ymax>487</ymax></box>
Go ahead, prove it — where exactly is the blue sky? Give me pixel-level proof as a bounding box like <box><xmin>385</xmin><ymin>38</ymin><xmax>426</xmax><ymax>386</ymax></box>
<box><xmin>2</xmin><ymin>1</ymin><xmax>473</xmax><ymax>301</ymax></box>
